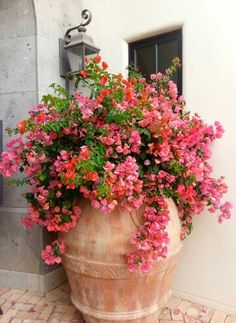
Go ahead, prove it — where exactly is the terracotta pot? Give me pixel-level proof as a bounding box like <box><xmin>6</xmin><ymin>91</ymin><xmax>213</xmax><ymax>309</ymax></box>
<box><xmin>61</xmin><ymin>197</ymin><xmax>182</xmax><ymax>323</ymax></box>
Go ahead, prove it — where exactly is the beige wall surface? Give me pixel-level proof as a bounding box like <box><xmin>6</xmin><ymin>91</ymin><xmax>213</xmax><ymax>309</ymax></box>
<box><xmin>82</xmin><ymin>0</ymin><xmax>236</xmax><ymax>313</ymax></box>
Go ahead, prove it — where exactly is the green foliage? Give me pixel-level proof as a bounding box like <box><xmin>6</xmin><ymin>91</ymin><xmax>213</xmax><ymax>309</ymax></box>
<box><xmin>5</xmin><ymin>178</ymin><xmax>29</xmax><ymax>186</ymax></box>
<box><xmin>60</xmin><ymin>214</ymin><xmax>71</xmax><ymax>222</ymax></box>
<box><xmin>105</xmin><ymin>109</ymin><xmax>132</xmax><ymax>125</ymax></box>
<box><xmin>96</xmin><ymin>183</ymin><xmax>111</xmax><ymax>198</ymax></box>
<box><xmin>24</xmin><ymin>192</ymin><xmax>37</xmax><ymax>205</ymax></box>
<box><xmin>113</xmin><ymin>88</ymin><xmax>125</xmax><ymax>103</ymax></box>
<box><xmin>138</xmin><ymin>128</ymin><xmax>151</xmax><ymax>140</ymax></box>
<box><xmin>167</xmin><ymin>160</ymin><xmax>185</xmax><ymax>175</ymax></box>
<box><xmin>184</xmin><ymin>175</ymin><xmax>196</xmax><ymax>186</ymax></box>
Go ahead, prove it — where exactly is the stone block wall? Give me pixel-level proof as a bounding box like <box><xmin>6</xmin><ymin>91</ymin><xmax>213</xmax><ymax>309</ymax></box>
<box><xmin>0</xmin><ymin>0</ymin><xmax>42</xmax><ymax>285</ymax></box>
<box><xmin>0</xmin><ymin>0</ymin><xmax>83</xmax><ymax>292</ymax></box>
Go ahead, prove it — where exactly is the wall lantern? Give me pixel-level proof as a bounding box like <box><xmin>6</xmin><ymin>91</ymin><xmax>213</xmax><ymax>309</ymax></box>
<box><xmin>59</xmin><ymin>9</ymin><xmax>100</xmax><ymax>78</ymax></box>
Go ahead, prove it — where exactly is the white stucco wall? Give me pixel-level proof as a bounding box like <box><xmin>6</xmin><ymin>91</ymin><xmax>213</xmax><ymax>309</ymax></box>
<box><xmin>82</xmin><ymin>0</ymin><xmax>236</xmax><ymax>312</ymax></box>
<box><xmin>33</xmin><ymin>0</ymin><xmax>83</xmax><ymax>96</ymax></box>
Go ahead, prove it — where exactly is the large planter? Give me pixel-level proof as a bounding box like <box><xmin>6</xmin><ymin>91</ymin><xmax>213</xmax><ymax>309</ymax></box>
<box><xmin>61</xmin><ymin>197</ymin><xmax>182</xmax><ymax>323</ymax></box>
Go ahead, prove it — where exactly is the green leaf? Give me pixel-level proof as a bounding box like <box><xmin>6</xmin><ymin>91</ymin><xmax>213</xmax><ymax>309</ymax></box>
<box><xmin>184</xmin><ymin>175</ymin><xmax>196</xmax><ymax>186</ymax></box>
<box><xmin>6</xmin><ymin>178</ymin><xmax>28</xmax><ymax>186</ymax></box>
<box><xmin>19</xmin><ymin>166</ymin><xmax>24</xmax><ymax>173</ymax></box>
<box><xmin>63</xmin><ymin>200</ymin><xmax>72</xmax><ymax>208</ymax></box>
<box><xmin>139</xmin><ymin>128</ymin><xmax>151</xmax><ymax>139</ymax></box>
<box><xmin>24</xmin><ymin>192</ymin><xmax>38</xmax><ymax>205</ymax></box>
<box><xmin>139</xmin><ymin>151</ymin><xmax>147</xmax><ymax>160</ymax></box>
<box><xmin>105</xmin><ymin>109</ymin><xmax>132</xmax><ymax>125</ymax></box>
<box><xmin>138</xmin><ymin>166</ymin><xmax>144</xmax><ymax>177</ymax></box>
<box><xmin>37</xmin><ymin>172</ymin><xmax>47</xmax><ymax>182</ymax></box>
<box><xmin>75</xmin><ymin>177</ymin><xmax>83</xmax><ymax>187</ymax></box>
<box><xmin>61</xmin><ymin>214</ymin><xmax>71</xmax><ymax>222</ymax></box>
<box><xmin>49</xmin><ymin>83</ymin><xmax>70</xmax><ymax>98</ymax></box>
<box><xmin>167</xmin><ymin>160</ymin><xmax>184</xmax><ymax>175</ymax></box>
<box><xmin>134</xmin><ymin>107</ymin><xmax>142</xmax><ymax>119</ymax></box>
<box><xmin>96</xmin><ymin>184</ymin><xmax>110</xmax><ymax>198</ymax></box>
<box><xmin>114</xmin><ymin>88</ymin><xmax>125</xmax><ymax>103</ymax></box>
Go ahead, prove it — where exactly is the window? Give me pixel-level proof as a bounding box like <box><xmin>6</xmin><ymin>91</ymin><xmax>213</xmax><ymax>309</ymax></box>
<box><xmin>129</xmin><ymin>29</ymin><xmax>182</xmax><ymax>94</ymax></box>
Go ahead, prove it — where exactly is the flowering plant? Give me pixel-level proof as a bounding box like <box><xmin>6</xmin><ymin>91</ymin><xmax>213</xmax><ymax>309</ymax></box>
<box><xmin>0</xmin><ymin>55</ymin><xmax>232</xmax><ymax>272</ymax></box>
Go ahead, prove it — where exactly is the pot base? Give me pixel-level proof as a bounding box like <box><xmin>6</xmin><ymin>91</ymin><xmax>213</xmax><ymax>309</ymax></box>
<box><xmin>72</xmin><ymin>295</ymin><xmax>167</xmax><ymax>323</ymax></box>
<box><xmin>82</xmin><ymin>313</ymin><xmax>160</xmax><ymax>323</ymax></box>
<box><xmin>71</xmin><ymin>287</ymin><xmax>172</xmax><ymax>323</ymax></box>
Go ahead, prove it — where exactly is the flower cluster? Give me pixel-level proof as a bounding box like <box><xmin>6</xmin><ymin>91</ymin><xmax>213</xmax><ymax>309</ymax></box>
<box><xmin>0</xmin><ymin>55</ymin><xmax>232</xmax><ymax>272</ymax></box>
<box><xmin>41</xmin><ymin>237</ymin><xmax>65</xmax><ymax>265</ymax></box>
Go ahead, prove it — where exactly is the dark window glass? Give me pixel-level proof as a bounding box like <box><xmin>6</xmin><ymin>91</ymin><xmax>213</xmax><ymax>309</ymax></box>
<box><xmin>129</xmin><ymin>29</ymin><xmax>182</xmax><ymax>94</ymax></box>
<box><xmin>136</xmin><ymin>45</ymin><xmax>156</xmax><ymax>78</ymax></box>
<box><xmin>158</xmin><ymin>40</ymin><xmax>178</xmax><ymax>84</ymax></box>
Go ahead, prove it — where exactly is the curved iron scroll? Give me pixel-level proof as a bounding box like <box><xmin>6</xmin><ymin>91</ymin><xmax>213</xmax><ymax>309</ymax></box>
<box><xmin>64</xmin><ymin>9</ymin><xmax>92</xmax><ymax>44</ymax></box>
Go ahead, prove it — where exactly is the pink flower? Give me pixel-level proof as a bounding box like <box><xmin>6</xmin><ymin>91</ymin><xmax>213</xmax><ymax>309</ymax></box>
<box><xmin>129</xmin><ymin>130</ymin><xmax>141</xmax><ymax>153</ymax></box>
<box><xmin>79</xmin><ymin>146</ymin><xmax>90</xmax><ymax>160</ymax></box>
<box><xmin>63</xmin><ymin>127</ymin><xmax>71</xmax><ymax>135</ymax></box>
<box><xmin>214</xmin><ymin>121</ymin><xmax>224</xmax><ymax>139</ymax></box>
<box><xmin>80</xmin><ymin>186</ymin><xmax>91</xmax><ymax>198</ymax></box>
<box><xmin>102</xmin><ymin>61</ymin><xmax>108</xmax><ymax>69</ymax></box>
<box><xmin>93</xmin><ymin>55</ymin><xmax>101</xmax><ymax>63</ymax></box>
<box><xmin>140</xmin><ymin>260</ymin><xmax>152</xmax><ymax>273</ymax></box>
<box><xmin>60</xmin><ymin>150</ymin><xmax>68</xmax><ymax>160</ymax></box>
<box><xmin>144</xmin><ymin>159</ymin><xmax>151</xmax><ymax>166</ymax></box>
<box><xmin>91</xmin><ymin>200</ymin><xmax>100</xmax><ymax>209</ymax></box>
<box><xmin>218</xmin><ymin>201</ymin><xmax>233</xmax><ymax>223</ymax></box>
<box><xmin>41</xmin><ymin>238</ymin><xmax>66</xmax><ymax>265</ymax></box>
<box><xmin>104</xmin><ymin>161</ymin><xmax>115</xmax><ymax>171</ymax></box>
<box><xmin>43</xmin><ymin>203</ymin><xmax>50</xmax><ymax>210</ymax></box>
<box><xmin>21</xmin><ymin>216</ymin><xmax>34</xmax><ymax>229</ymax></box>
<box><xmin>168</xmin><ymin>80</ymin><xmax>178</xmax><ymax>100</ymax></box>
<box><xmin>0</xmin><ymin>151</ymin><xmax>21</xmax><ymax>177</ymax></box>
<box><xmin>56</xmin><ymin>191</ymin><xmax>62</xmax><ymax>198</ymax></box>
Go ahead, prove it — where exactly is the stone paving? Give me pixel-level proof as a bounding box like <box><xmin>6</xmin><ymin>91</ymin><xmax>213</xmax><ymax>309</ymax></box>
<box><xmin>0</xmin><ymin>283</ymin><xmax>235</xmax><ymax>323</ymax></box>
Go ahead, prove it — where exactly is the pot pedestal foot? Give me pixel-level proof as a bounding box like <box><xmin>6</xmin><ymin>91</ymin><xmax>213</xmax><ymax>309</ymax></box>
<box><xmin>82</xmin><ymin>312</ymin><xmax>160</xmax><ymax>323</ymax></box>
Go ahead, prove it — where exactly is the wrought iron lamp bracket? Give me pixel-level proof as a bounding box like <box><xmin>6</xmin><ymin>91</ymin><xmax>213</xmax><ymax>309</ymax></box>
<box><xmin>64</xmin><ymin>9</ymin><xmax>92</xmax><ymax>44</ymax></box>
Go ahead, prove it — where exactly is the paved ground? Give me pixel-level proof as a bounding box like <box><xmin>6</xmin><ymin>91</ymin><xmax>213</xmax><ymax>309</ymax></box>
<box><xmin>0</xmin><ymin>283</ymin><xmax>235</xmax><ymax>322</ymax></box>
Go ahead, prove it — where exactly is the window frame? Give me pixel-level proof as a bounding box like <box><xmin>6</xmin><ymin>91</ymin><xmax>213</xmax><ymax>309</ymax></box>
<box><xmin>129</xmin><ymin>29</ymin><xmax>182</xmax><ymax>94</ymax></box>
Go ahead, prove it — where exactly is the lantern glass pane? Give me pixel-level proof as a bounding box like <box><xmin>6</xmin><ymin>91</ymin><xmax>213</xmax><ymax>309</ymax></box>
<box><xmin>66</xmin><ymin>46</ymin><xmax>83</xmax><ymax>73</ymax></box>
<box><xmin>84</xmin><ymin>46</ymin><xmax>100</xmax><ymax>66</ymax></box>
<box><xmin>85</xmin><ymin>46</ymin><xmax>99</xmax><ymax>56</ymax></box>
<box><xmin>66</xmin><ymin>45</ymin><xmax>99</xmax><ymax>74</ymax></box>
